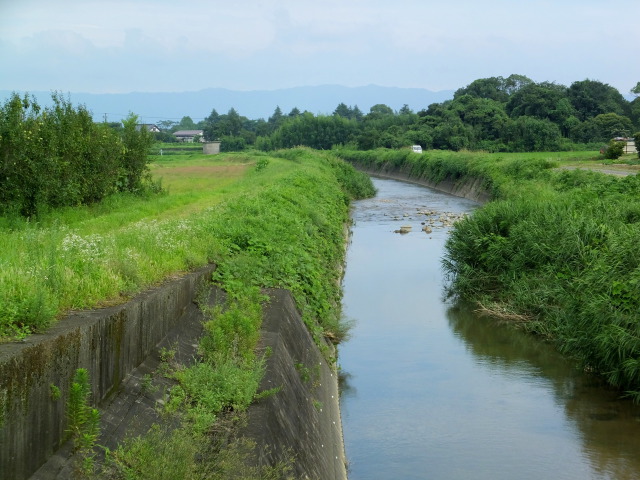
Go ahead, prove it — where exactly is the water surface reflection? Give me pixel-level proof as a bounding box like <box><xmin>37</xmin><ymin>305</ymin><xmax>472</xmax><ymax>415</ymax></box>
<box><xmin>339</xmin><ymin>177</ymin><xmax>640</xmax><ymax>480</ymax></box>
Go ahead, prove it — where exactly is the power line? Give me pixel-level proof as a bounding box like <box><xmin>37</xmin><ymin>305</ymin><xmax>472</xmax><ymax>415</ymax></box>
<box><xmin>99</xmin><ymin>113</ymin><xmax>209</xmax><ymax>122</ymax></box>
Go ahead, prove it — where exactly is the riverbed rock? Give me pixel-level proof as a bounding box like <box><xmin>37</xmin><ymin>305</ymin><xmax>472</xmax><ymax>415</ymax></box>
<box><xmin>394</xmin><ymin>225</ymin><xmax>412</xmax><ymax>234</ymax></box>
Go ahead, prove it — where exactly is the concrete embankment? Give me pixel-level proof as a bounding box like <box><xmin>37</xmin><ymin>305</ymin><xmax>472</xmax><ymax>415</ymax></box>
<box><xmin>351</xmin><ymin>163</ymin><xmax>491</xmax><ymax>204</ymax></box>
<box><xmin>1</xmin><ymin>266</ymin><xmax>345</xmax><ymax>480</ymax></box>
<box><xmin>243</xmin><ymin>289</ymin><xmax>347</xmax><ymax>479</ymax></box>
<box><xmin>0</xmin><ymin>265</ymin><xmax>215</xmax><ymax>480</ymax></box>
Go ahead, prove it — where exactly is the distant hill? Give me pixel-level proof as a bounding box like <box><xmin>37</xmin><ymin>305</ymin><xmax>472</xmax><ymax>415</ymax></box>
<box><xmin>0</xmin><ymin>85</ymin><xmax>454</xmax><ymax>123</ymax></box>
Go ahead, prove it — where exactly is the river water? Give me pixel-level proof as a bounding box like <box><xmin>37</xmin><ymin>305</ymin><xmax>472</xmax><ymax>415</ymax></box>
<box><xmin>339</xmin><ymin>177</ymin><xmax>640</xmax><ymax>480</ymax></box>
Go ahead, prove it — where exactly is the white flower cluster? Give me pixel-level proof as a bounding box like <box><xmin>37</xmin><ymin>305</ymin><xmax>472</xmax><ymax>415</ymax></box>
<box><xmin>126</xmin><ymin>218</ymin><xmax>196</xmax><ymax>252</ymax></box>
<box><xmin>60</xmin><ymin>233</ymin><xmax>106</xmax><ymax>262</ymax></box>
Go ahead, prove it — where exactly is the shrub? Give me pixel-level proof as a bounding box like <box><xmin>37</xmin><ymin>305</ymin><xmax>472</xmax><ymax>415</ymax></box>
<box><xmin>0</xmin><ymin>93</ymin><xmax>153</xmax><ymax>217</ymax></box>
<box><xmin>603</xmin><ymin>139</ymin><xmax>625</xmax><ymax>160</ymax></box>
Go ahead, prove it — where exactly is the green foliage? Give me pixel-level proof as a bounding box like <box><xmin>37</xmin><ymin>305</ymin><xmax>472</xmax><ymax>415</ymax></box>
<box><xmin>255</xmin><ymin>156</ymin><xmax>270</xmax><ymax>171</ymax></box>
<box><xmin>220</xmin><ymin>134</ymin><xmax>247</xmax><ymax>152</ymax></box>
<box><xmin>0</xmin><ymin>149</ymin><xmax>373</xmax><ymax>340</ymax></box>
<box><xmin>169</xmin><ymin>74</ymin><xmax>636</xmax><ymax>154</ymax></box>
<box><xmin>66</xmin><ymin>368</ymin><xmax>100</xmax><ymax>474</ymax></box>
<box><xmin>439</xmin><ymin>157</ymin><xmax>640</xmax><ymax>397</ymax></box>
<box><xmin>634</xmin><ymin>132</ymin><xmax>640</xmax><ymax>159</ymax></box>
<box><xmin>50</xmin><ymin>383</ymin><xmax>61</xmax><ymax>401</ymax></box>
<box><xmin>0</xmin><ymin>93</ymin><xmax>154</xmax><ymax>217</ymax></box>
<box><xmin>269</xmin><ymin>113</ymin><xmax>357</xmax><ymax>150</ymax></box>
<box><xmin>568</xmin><ymin>79</ymin><xmax>628</xmax><ymax>121</ymax></box>
<box><xmin>102</xmin><ymin>148</ymin><xmax>367</xmax><ymax>476</ymax></box>
<box><xmin>603</xmin><ymin>139</ymin><xmax>625</xmax><ymax>159</ymax></box>
<box><xmin>107</xmin><ymin>426</ymin><xmax>293</xmax><ymax>480</ymax></box>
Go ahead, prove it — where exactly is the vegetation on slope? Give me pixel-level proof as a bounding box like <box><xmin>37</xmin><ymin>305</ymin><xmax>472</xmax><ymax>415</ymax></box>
<box><xmin>99</xmin><ymin>148</ymin><xmax>372</xmax><ymax>479</ymax></box>
<box><xmin>2</xmin><ymin>146</ymin><xmax>373</xmax><ymax>477</ymax></box>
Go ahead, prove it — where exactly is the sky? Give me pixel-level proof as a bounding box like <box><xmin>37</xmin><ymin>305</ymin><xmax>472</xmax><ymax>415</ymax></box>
<box><xmin>1</xmin><ymin>0</ymin><xmax>639</xmax><ymax>95</ymax></box>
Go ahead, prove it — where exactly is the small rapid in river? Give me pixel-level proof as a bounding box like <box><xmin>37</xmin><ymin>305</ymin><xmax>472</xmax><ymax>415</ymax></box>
<box><xmin>339</xmin><ymin>176</ymin><xmax>640</xmax><ymax>480</ymax></box>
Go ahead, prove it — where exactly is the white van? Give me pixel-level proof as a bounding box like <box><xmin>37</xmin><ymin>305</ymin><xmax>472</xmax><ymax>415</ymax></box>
<box><xmin>411</xmin><ymin>145</ymin><xmax>422</xmax><ymax>154</ymax></box>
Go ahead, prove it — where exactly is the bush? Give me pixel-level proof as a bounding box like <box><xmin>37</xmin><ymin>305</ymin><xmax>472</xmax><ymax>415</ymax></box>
<box><xmin>0</xmin><ymin>93</ymin><xmax>153</xmax><ymax>217</ymax></box>
<box><xmin>634</xmin><ymin>132</ymin><xmax>640</xmax><ymax>159</ymax></box>
<box><xmin>603</xmin><ymin>139</ymin><xmax>625</xmax><ymax>160</ymax></box>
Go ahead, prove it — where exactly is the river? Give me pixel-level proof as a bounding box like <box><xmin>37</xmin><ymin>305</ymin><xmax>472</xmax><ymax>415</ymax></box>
<box><xmin>339</xmin><ymin>176</ymin><xmax>640</xmax><ymax>480</ymax></box>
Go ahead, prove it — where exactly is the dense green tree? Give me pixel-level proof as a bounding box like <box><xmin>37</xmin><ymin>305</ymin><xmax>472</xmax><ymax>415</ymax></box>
<box><xmin>268</xmin><ymin>106</ymin><xmax>284</xmax><ymax>132</ymax></box>
<box><xmin>225</xmin><ymin>108</ymin><xmax>243</xmax><ymax>136</ymax></box>
<box><xmin>191</xmin><ymin>74</ymin><xmax>635</xmax><ymax>154</ymax></box>
<box><xmin>572</xmin><ymin>113</ymin><xmax>634</xmax><ymax>143</ymax></box>
<box><xmin>603</xmin><ymin>139</ymin><xmax>625</xmax><ymax>159</ymax></box>
<box><xmin>202</xmin><ymin>108</ymin><xmax>247</xmax><ymax>140</ymax></box>
<box><xmin>176</xmin><ymin>116</ymin><xmax>196</xmax><ymax>130</ymax></box>
<box><xmin>154</xmin><ymin>131</ymin><xmax>178</xmax><ymax>143</ymax></box>
<box><xmin>506</xmin><ymin>82</ymin><xmax>572</xmax><ymax>121</ymax></box>
<box><xmin>593</xmin><ymin>113</ymin><xmax>634</xmax><ymax>139</ymax></box>
<box><xmin>454</xmin><ymin>76</ymin><xmax>510</xmax><ymax>103</ymax></box>
<box><xmin>398</xmin><ymin>104</ymin><xmax>413</xmax><ymax>115</ymax></box>
<box><xmin>253</xmin><ymin>118</ymin><xmax>270</xmax><ymax>137</ymax></box>
<box><xmin>451</xmin><ymin>95</ymin><xmax>509</xmax><ymax>140</ymax></box>
<box><xmin>568</xmin><ymin>79</ymin><xmax>628</xmax><ymax>120</ymax></box>
<box><xmin>334</xmin><ymin>103</ymin><xmax>364</xmax><ymax>121</ymax></box>
<box><xmin>205</xmin><ymin>109</ymin><xmax>220</xmax><ymax>124</ymax></box>
<box><xmin>271</xmin><ymin>113</ymin><xmax>356</xmax><ymax>150</ymax></box>
<box><xmin>0</xmin><ymin>93</ymin><xmax>152</xmax><ymax>216</ymax></box>
<box><xmin>630</xmin><ymin>98</ymin><xmax>640</xmax><ymax>129</ymax></box>
<box><xmin>504</xmin><ymin>116</ymin><xmax>562</xmax><ymax>151</ymax></box>
<box><xmin>333</xmin><ymin>103</ymin><xmax>352</xmax><ymax>118</ymax></box>
<box><xmin>368</xmin><ymin>104</ymin><xmax>394</xmax><ymax>118</ymax></box>
<box><xmin>454</xmin><ymin>74</ymin><xmax>533</xmax><ymax>103</ymax></box>
<box><xmin>219</xmin><ymin>134</ymin><xmax>247</xmax><ymax>152</ymax></box>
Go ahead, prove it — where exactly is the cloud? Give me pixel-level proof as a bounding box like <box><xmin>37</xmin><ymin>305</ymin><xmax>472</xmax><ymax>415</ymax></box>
<box><xmin>1</xmin><ymin>0</ymin><xmax>639</xmax><ymax>93</ymax></box>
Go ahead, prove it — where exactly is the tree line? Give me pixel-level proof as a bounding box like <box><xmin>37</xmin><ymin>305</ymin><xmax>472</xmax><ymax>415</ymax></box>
<box><xmin>159</xmin><ymin>74</ymin><xmax>640</xmax><ymax>153</ymax></box>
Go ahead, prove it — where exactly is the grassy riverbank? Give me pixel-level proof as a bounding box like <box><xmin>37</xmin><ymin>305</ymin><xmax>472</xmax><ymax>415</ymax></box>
<box><xmin>335</xmin><ymin>147</ymin><xmax>640</xmax><ymax>399</ymax></box>
<box><xmin>0</xmin><ymin>149</ymin><xmax>372</xmax><ymax>340</ymax></box>
<box><xmin>2</xmin><ymin>148</ymin><xmax>374</xmax><ymax>477</ymax></box>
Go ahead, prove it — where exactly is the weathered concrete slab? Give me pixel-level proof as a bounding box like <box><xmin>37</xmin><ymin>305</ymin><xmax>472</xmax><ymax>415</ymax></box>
<box><xmin>0</xmin><ymin>265</ymin><xmax>216</xmax><ymax>480</ymax></box>
<box><xmin>352</xmin><ymin>163</ymin><xmax>491</xmax><ymax>204</ymax></box>
<box><xmin>243</xmin><ymin>289</ymin><xmax>347</xmax><ymax>480</ymax></box>
<box><xmin>2</xmin><ymin>264</ymin><xmax>346</xmax><ymax>480</ymax></box>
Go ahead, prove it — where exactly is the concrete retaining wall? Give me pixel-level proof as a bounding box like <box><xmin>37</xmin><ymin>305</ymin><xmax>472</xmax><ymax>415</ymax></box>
<box><xmin>243</xmin><ymin>289</ymin><xmax>347</xmax><ymax>479</ymax></box>
<box><xmin>1</xmin><ymin>266</ymin><xmax>346</xmax><ymax>480</ymax></box>
<box><xmin>351</xmin><ymin>162</ymin><xmax>492</xmax><ymax>204</ymax></box>
<box><xmin>0</xmin><ymin>265</ymin><xmax>216</xmax><ymax>480</ymax></box>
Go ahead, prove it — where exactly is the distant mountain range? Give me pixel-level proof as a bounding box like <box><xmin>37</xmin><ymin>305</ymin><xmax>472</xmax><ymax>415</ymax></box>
<box><xmin>0</xmin><ymin>85</ymin><xmax>454</xmax><ymax>123</ymax></box>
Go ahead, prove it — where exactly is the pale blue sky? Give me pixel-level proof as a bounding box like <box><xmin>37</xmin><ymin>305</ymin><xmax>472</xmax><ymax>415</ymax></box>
<box><xmin>1</xmin><ymin>0</ymin><xmax>638</xmax><ymax>94</ymax></box>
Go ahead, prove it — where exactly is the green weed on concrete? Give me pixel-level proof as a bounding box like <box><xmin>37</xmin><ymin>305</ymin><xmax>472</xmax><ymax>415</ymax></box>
<box><xmin>23</xmin><ymin>147</ymin><xmax>372</xmax><ymax>478</ymax></box>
